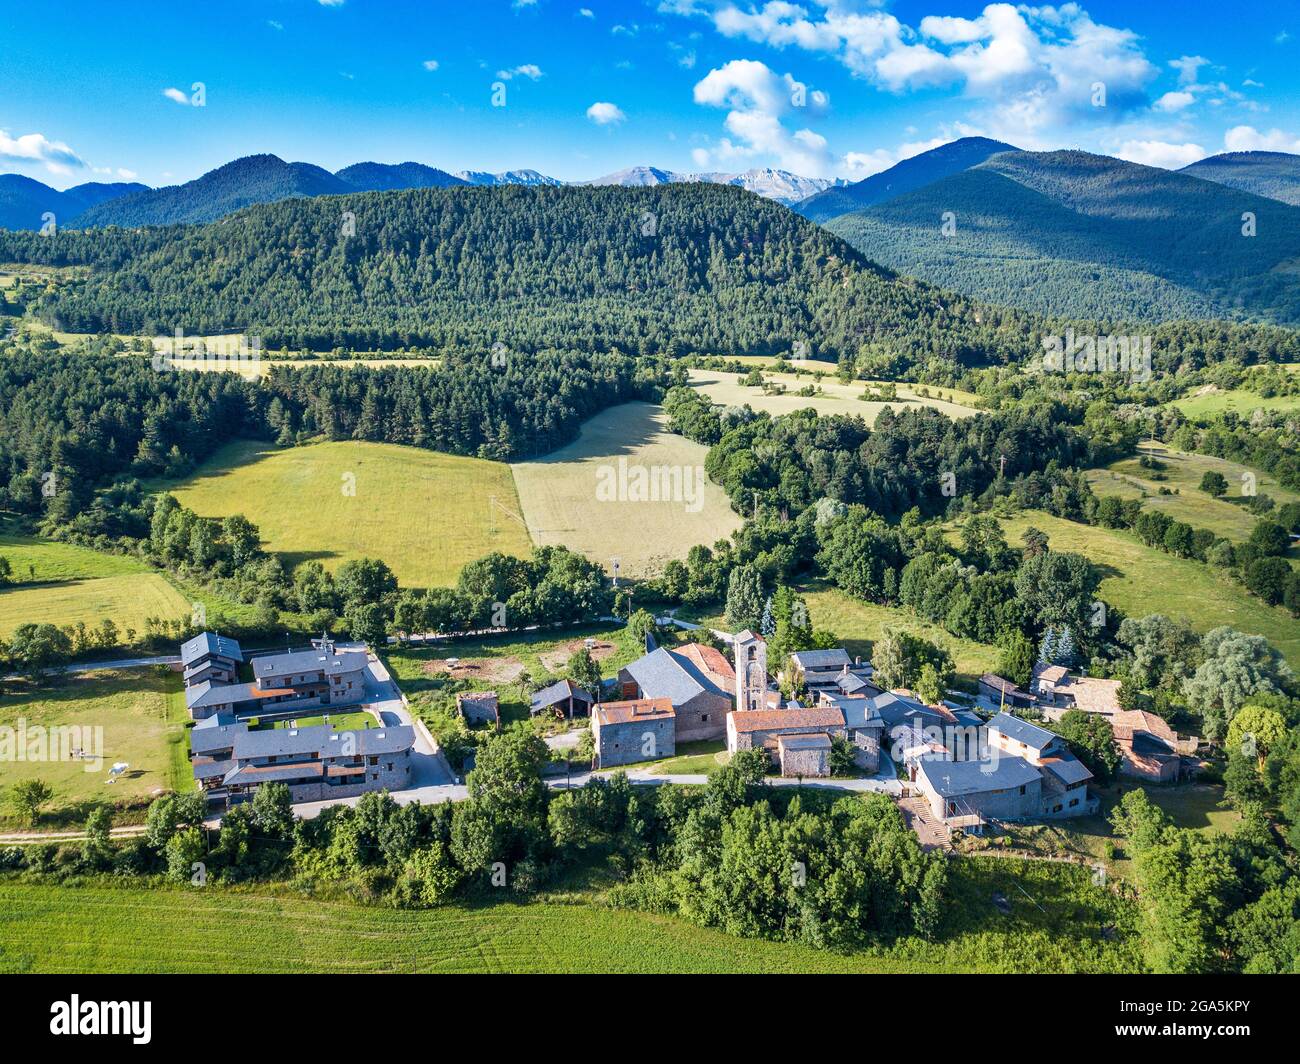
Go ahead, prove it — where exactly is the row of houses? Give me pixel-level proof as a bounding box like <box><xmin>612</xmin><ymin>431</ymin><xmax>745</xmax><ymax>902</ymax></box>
<box><xmin>181</xmin><ymin>632</ymin><xmax>415</xmax><ymax>806</ymax></box>
<box><xmin>978</xmin><ymin>663</ymin><xmax>1199</xmax><ymax>783</ymax></box>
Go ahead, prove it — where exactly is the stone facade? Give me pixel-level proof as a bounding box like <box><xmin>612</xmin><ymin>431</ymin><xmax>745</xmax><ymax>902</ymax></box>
<box><xmin>592</xmin><ymin>698</ymin><xmax>676</xmax><ymax>768</ymax></box>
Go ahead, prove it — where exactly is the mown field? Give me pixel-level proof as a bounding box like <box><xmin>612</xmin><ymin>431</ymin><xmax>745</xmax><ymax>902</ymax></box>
<box><xmin>686</xmin><ymin>368</ymin><xmax>978</xmax><ymax>423</ymax></box>
<box><xmin>159</xmin><ymin>439</ymin><xmax>533</xmax><ymax>589</ymax></box>
<box><xmin>998</xmin><ymin>511</ymin><xmax>1300</xmax><ymax>667</ymax></box>
<box><xmin>0</xmin><ymin>669</ymin><xmax>190</xmax><ymax>829</ymax></box>
<box><xmin>0</xmin><ymin>533</ymin><xmax>192</xmax><ymax>639</ymax></box>
<box><xmin>1087</xmin><ymin>443</ymin><xmax>1300</xmax><ymax>551</ymax></box>
<box><xmin>0</xmin><ymin>854</ymin><xmax>1137</xmax><ymax>973</ymax></box>
<box><xmin>510</xmin><ymin>402</ymin><xmax>741</xmax><ymax>579</ymax></box>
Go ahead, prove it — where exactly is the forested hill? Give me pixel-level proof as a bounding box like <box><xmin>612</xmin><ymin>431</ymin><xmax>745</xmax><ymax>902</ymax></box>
<box><xmin>70</xmin><ymin>155</ymin><xmax>350</xmax><ymax>228</ymax></box>
<box><xmin>825</xmin><ymin>149</ymin><xmax>1300</xmax><ymax>325</ymax></box>
<box><xmin>795</xmin><ymin>137</ymin><xmax>1019</xmax><ymax>223</ymax></box>
<box><xmin>1180</xmin><ymin>151</ymin><xmax>1300</xmax><ymax>206</ymax></box>
<box><xmin>0</xmin><ymin>182</ymin><xmax>1043</xmax><ymax>365</ymax></box>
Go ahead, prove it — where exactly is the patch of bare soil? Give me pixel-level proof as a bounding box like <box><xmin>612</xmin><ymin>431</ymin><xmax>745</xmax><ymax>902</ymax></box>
<box><xmin>422</xmin><ymin>656</ymin><xmax>526</xmax><ymax>684</ymax></box>
<box><xmin>539</xmin><ymin>638</ymin><xmax>619</xmax><ymax>672</ymax></box>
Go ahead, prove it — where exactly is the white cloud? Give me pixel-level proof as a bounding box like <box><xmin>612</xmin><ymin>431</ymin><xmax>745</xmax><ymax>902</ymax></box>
<box><xmin>1223</xmin><ymin>125</ymin><xmax>1300</xmax><ymax>152</ymax></box>
<box><xmin>692</xmin><ymin>59</ymin><xmax>835</xmax><ymax>176</ymax></box>
<box><xmin>587</xmin><ymin>101</ymin><xmax>627</xmax><ymax>125</ymax></box>
<box><xmin>0</xmin><ymin>129</ymin><xmax>85</xmax><ymax>174</ymax></box>
<box><xmin>496</xmin><ymin>64</ymin><xmax>544</xmax><ymax>80</ymax></box>
<box><xmin>117</xmin><ymin>168</ymin><xmax>138</xmax><ymax>180</ymax></box>
<box><xmin>681</xmin><ymin>3</ymin><xmax>1160</xmax><ymax>148</ymax></box>
<box><xmin>422</xmin><ymin>59</ymin><xmax>440</xmax><ymax>71</ymax></box>
<box><xmin>1153</xmin><ymin>91</ymin><xmax>1194</xmax><ymax>113</ymax></box>
<box><xmin>267</xmin><ymin>20</ymin><xmax>283</xmax><ymax>31</ymax></box>
<box><xmin>1169</xmin><ymin>55</ymin><xmax>1209</xmax><ymax>86</ymax></box>
<box><xmin>579</xmin><ymin>8</ymin><xmax>595</xmax><ymax>18</ymax></box>
<box><xmin>1116</xmin><ymin>139</ymin><xmax>1207</xmax><ymax>169</ymax></box>
<box><xmin>162</xmin><ymin>87</ymin><xmax>192</xmax><ymax>105</ymax></box>
<box><xmin>318</xmin><ymin>0</ymin><xmax>346</xmax><ymax>6</ymax></box>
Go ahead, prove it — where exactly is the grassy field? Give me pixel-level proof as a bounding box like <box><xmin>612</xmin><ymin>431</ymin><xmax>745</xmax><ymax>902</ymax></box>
<box><xmin>998</xmin><ymin>511</ymin><xmax>1300</xmax><ymax>667</ymax></box>
<box><xmin>0</xmin><ymin>853</ymin><xmax>1136</xmax><ymax>973</ymax></box>
<box><xmin>0</xmin><ymin>533</ymin><xmax>192</xmax><ymax>638</ymax></box>
<box><xmin>1087</xmin><ymin>443</ymin><xmax>1300</xmax><ymax>551</ymax></box>
<box><xmin>158</xmin><ymin>439</ymin><xmax>533</xmax><ymax>589</ymax></box>
<box><xmin>1173</xmin><ymin>385</ymin><xmax>1300</xmax><ymax>419</ymax></box>
<box><xmin>686</xmin><ymin>368</ymin><xmax>978</xmax><ymax>423</ymax></box>
<box><xmin>0</xmin><ymin>669</ymin><xmax>191</xmax><ymax>829</ymax></box>
<box><xmin>510</xmin><ymin>402</ymin><xmax>741</xmax><ymax>579</ymax></box>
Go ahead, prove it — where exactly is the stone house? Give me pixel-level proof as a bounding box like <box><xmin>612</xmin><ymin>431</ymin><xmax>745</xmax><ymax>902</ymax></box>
<box><xmin>617</xmin><ymin>643</ymin><xmax>735</xmax><ymax>742</ymax></box>
<box><xmin>592</xmin><ymin>698</ymin><xmax>675</xmax><ymax>768</ymax></box>
<box><xmin>190</xmin><ymin>718</ymin><xmax>414</xmax><ymax>805</ymax></box>
<box><xmin>180</xmin><ymin>632</ymin><xmax>243</xmax><ymax>688</ymax></box>
<box><xmin>456</xmin><ymin>690</ymin><xmax>500</xmax><ymax>727</ymax></box>
<box><xmin>726</xmin><ymin>704</ymin><xmax>845</xmax><ymax>776</ymax></box>
<box><xmin>777</xmin><ymin>733</ymin><xmax>832</xmax><ymax>778</ymax></box>
<box><xmin>1110</xmin><ymin>710</ymin><xmax>1197</xmax><ymax>782</ymax></box>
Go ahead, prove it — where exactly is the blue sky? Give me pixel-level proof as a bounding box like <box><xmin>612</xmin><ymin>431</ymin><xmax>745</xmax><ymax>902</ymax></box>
<box><xmin>2</xmin><ymin>0</ymin><xmax>1297</xmax><ymax>189</ymax></box>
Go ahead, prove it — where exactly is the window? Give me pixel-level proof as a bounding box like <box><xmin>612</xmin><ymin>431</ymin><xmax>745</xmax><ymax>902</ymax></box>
<box><xmin>1052</xmin><ymin>804</ymin><xmax>1062</xmax><ymax>813</ymax></box>
<box><xmin>700</xmin><ymin>714</ymin><xmax>708</xmax><ymax>722</ymax></box>
<box><xmin>1018</xmin><ymin>785</ymin><xmax>1026</xmax><ymax>795</ymax></box>
<box><xmin>1069</xmin><ymin>798</ymin><xmax>1079</xmax><ymax>807</ymax></box>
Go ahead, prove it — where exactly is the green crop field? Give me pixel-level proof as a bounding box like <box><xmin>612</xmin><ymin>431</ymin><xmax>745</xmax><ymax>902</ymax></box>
<box><xmin>998</xmin><ymin>511</ymin><xmax>1300</xmax><ymax>667</ymax></box>
<box><xmin>510</xmin><ymin>402</ymin><xmax>741</xmax><ymax>579</ymax></box>
<box><xmin>1172</xmin><ymin>385</ymin><xmax>1300</xmax><ymax>420</ymax></box>
<box><xmin>0</xmin><ymin>669</ymin><xmax>191</xmax><ymax>829</ymax></box>
<box><xmin>0</xmin><ymin>533</ymin><xmax>192</xmax><ymax>638</ymax></box>
<box><xmin>0</xmin><ymin>853</ymin><xmax>1137</xmax><ymax>973</ymax></box>
<box><xmin>1087</xmin><ymin>443</ymin><xmax>1300</xmax><ymax>549</ymax></box>
<box><xmin>158</xmin><ymin>439</ymin><xmax>533</xmax><ymax>589</ymax></box>
<box><xmin>686</xmin><ymin>368</ymin><xmax>979</xmax><ymax>423</ymax></box>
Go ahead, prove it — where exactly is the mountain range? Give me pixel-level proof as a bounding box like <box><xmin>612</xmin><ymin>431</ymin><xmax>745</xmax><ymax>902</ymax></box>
<box><xmin>583</xmin><ymin>165</ymin><xmax>843</xmax><ymax>205</ymax></box>
<box><xmin>1179</xmin><ymin>151</ymin><xmax>1300</xmax><ymax>206</ymax></box>
<box><xmin>823</xmin><ymin>148</ymin><xmax>1300</xmax><ymax>324</ymax></box>
<box><xmin>0</xmin><ymin>155</ymin><xmax>848</xmax><ymax>231</ymax></box>
<box><xmin>0</xmin><ymin>173</ymin><xmax>149</xmax><ymax>231</ymax></box>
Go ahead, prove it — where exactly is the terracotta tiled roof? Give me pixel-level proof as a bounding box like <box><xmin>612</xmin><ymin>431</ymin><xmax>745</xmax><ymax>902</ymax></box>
<box><xmin>1111</xmin><ymin>709</ymin><xmax>1175</xmax><ymax>742</ymax></box>
<box><xmin>677</xmin><ymin>642</ymin><xmax>735</xmax><ymax>682</ymax></box>
<box><xmin>728</xmin><ymin>706</ymin><xmax>845</xmax><ymax>733</ymax></box>
<box><xmin>595</xmin><ymin>698</ymin><xmax>675</xmax><ymax>726</ymax></box>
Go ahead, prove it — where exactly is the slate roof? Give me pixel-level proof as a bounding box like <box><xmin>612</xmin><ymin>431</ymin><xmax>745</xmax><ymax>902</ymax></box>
<box><xmin>624</xmin><ymin>645</ymin><xmax>733</xmax><ymax>706</ymax></box>
<box><xmin>223</xmin><ymin>762</ymin><xmax>325</xmax><ymax>786</ymax></box>
<box><xmin>231</xmin><ymin>723</ymin><xmax>414</xmax><ymax>760</ymax></box>
<box><xmin>980</xmin><ymin>674</ymin><xmax>1027</xmax><ymax>697</ymax></box>
<box><xmin>185</xmin><ymin>681</ymin><xmax>294</xmax><ymax>711</ymax></box>
<box><xmin>251</xmin><ymin>646</ymin><xmax>369</xmax><ymax>680</ymax></box>
<box><xmin>989</xmin><ymin>712</ymin><xmax>1056</xmax><ymax>750</ymax></box>
<box><xmin>180</xmin><ymin>632</ymin><xmax>244</xmax><ymax>667</ymax></box>
<box><xmin>530</xmin><ymin>679</ymin><xmax>594</xmax><ymax>712</ymax></box>
<box><xmin>790</xmin><ymin>649</ymin><xmax>852</xmax><ymax>670</ymax></box>
<box><xmin>917</xmin><ymin>754</ymin><xmax>1043</xmax><ymax>798</ymax></box>
<box><xmin>869</xmin><ymin>691</ymin><xmax>953</xmax><ymax>730</ymax></box>
<box><xmin>1040</xmin><ymin>755</ymin><xmax>1094</xmax><ymax>787</ymax></box>
<box><xmin>818</xmin><ymin>693</ymin><xmax>885</xmax><ymax>731</ymax></box>
<box><xmin>188</xmin><ymin>721</ymin><xmax>246</xmax><ymax>757</ymax></box>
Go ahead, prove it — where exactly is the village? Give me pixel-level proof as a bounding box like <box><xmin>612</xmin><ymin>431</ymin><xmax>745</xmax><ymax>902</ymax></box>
<box><xmin>180</xmin><ymin>621</ymin><xmax>1203</xmax><ymax>849</ymax></box>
